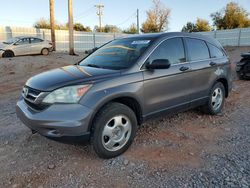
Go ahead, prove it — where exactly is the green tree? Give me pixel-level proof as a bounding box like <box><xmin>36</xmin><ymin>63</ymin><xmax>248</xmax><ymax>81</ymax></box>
<box><xmin>182</xmin><ymin>18</ymin><xmax>211</xmax><ymax>32</ymax></box>
<box><xmin>74</xmin><ymin>23</ymin><xmax>92</xmax><ymax>32</ymax></box>
<box><xmin>181</xmin><ymin>22</ymin><xmax>198</xmax><ymax>32</ymax></box>
<box><xmin>123</xmin><ymin>23</ymin><xmax>138</xmax><ymax>34</ymax></box>
<box><xmin>95</xmin><ymin>25</ymin><xmax>121</xmax><ymax>33</ymax></box>
<box><xmin>211</xmin><ymin>2</ymin><xmax>250</xmax><ymax>29</ymax></box>
<box><xmin>141</xmin><ymin>0</ymin><xmax>171</xmax><ymax>33</ymax></box>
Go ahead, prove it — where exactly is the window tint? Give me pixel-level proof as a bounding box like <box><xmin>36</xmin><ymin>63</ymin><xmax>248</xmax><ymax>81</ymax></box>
<box><xmin>207</xmin><ymin>43</ymin><xmax>224</xmax><ymax>58</ymax></box>
<box><xmin>79</xmin><ymin>38</ymin><xmax>154</xmax><ymax>70</ymax></box>
<box><xmin>148</xmin><ymin>38</ymin><xmax>186</xmax><ymax>65</ymax></box>
<box><xmin>186</xmin><ymin>38</ymin><xmax>209</xmax><ymax>61</ymax></box>
<box><xmin>30</xmin><ymin>38</ymin><xmax>43</xmax><ymax>43</ymax></box>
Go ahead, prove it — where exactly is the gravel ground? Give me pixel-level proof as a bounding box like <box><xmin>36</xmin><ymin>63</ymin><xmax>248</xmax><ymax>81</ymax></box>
<box><xmin>0</xmin><ymin>47</ymin><xmax>250</xmax><ymax>188</ymax></box>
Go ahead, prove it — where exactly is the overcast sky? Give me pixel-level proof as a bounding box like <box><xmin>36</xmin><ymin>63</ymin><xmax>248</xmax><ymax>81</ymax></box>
<box><xmin>0</xmin><ymin>0</ymin><xmax>250</xmax><ymax>31</ymax></box>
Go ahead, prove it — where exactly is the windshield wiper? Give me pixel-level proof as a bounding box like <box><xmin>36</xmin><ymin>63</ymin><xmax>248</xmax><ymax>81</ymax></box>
<box><xmin>86</xmin><ymin>64</ymin><xmax>102</xmax><ymax>68</ymax></box>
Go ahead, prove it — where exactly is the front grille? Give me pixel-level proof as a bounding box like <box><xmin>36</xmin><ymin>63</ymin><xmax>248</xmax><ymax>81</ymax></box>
<box><xmin>22</xmin><ymin>86</ymin><xmax>49</xmax><ymax>111</ymax></box>
<box><xmin>24</xmin><ymin>99</ymin><xmax>49</xmax><ymax>111</ymax></box>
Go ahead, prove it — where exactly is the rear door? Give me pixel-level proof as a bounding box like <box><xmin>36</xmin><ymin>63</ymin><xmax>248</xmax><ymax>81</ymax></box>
<box><xmin>143</xmin><ymin>37</ymin><xmax>193</xmax><ymax>117</ymax></box>
<box><xmin>184</xmin><ymin>38</ymin><xmax>216</xmax><ymax>105</ymax></box>
<box><xmin>30</xmin><ymin>38</ymin><xmax>44</xmax><ymax>54</ymax></box>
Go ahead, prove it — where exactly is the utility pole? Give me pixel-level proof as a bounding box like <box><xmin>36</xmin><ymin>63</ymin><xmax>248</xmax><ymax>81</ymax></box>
<box><xmin>136</xmin><ymin>9</ymin><xmax>140</xmax><ymax>34</ymax></box>
<box><xmin>49</xmin><ymin>0</ymin><xmax>56</xmax><ymax>51</ymax></box>
<box><xmin>68</xmin><ymin>0</ymin><xmax>75</xmax><ymax>55</ymax></box>
<box><xmin>95</xmin><ymin>4</ymin><xmax>104</xmax><ymax>32</ymax></box>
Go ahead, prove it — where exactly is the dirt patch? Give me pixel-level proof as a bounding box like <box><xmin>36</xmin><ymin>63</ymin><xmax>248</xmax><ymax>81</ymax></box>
<box><xmin>0</xmin><ymin>48</ymin><xmax>250</xmax><ymax>187</ymax></box>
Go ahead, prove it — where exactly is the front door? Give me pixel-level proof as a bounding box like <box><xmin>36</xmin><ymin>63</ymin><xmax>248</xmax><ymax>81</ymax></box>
<box><xmin>13</xmin><ymin>38</ymin><xmax>30</xmax><ymax>56</ymax></box>
<box><xmin>143</xmin><ymin>37</ymin><xmax>192</xmax><ymax>118</ymax></box>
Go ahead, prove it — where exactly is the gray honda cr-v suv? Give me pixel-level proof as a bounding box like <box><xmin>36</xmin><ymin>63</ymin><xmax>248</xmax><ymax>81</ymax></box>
<box><xmin>16</xmin><ymin>32</ymin><xmax>232</xmax><ymax>158</ymax></box>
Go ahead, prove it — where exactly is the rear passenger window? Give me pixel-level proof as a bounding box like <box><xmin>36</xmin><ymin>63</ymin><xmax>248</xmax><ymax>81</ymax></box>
<box><xmin>186</xmin><ymin>38</ymin><xmax>209</xmax><ymax>61</ymax></box>
<box><xmin>30</xmin><ymin>38</ymin><xmax>43</xmax><ymax>43</ymax></box>
<box><xmin>148</xmin><ymin>38</ymin><xmax>186</xmax><ymax>65</ymax></box>
<box><xmin>207</xmin><ymin>43</ymin><xmax>224</xmax><ymax>58</ymax></box>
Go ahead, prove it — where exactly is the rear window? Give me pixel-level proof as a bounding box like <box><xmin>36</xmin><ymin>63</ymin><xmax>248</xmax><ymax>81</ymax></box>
<box><xmin>207</xmin><ymin>43</ymin><xmax>224</xmax><ymax>58</ymax></box>
<box><xmin>186</xmin><ymin>38</ymin><xmax>209</xmax><ymax>61</ymax></box>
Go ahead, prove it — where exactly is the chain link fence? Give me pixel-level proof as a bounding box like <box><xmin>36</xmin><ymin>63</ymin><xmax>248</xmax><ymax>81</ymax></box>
<box><xmin>0</xmin><ymin>26</ymin><xmax>130</xmax><ymax>52</ymax></box>
<box><xmin>1</xmin><ymin>26</ymin><xmax>249</xmax><ymax>52</ymax></box>
<box><xmin>198</xmin><ymin>28</ymin><xmax>250</xmax><ymax>46</ymax></box>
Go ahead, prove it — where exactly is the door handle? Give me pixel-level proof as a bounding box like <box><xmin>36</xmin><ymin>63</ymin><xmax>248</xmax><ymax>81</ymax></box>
<box><xmin>210</xmin><ymin>62</ymin><xmax>217</xmax><ymax>66</ymax></box>
<box><xmin>179</xmin><ymin>66</ymin><xmax>189</xmax><ymax>72</ymax></box>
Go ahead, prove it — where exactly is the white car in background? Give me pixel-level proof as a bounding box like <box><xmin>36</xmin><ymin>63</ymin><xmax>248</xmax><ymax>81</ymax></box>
<box><xmin>0</xmin><ymin>36</ymin><xmax>53</xmax><ymax>58</ymax></box>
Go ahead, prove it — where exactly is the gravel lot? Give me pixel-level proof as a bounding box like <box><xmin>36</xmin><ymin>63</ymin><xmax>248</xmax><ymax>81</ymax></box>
<box><xmin>0</xmin><ymin>47</ymin><xmax>250</xmax><ymax>188</ymax></box>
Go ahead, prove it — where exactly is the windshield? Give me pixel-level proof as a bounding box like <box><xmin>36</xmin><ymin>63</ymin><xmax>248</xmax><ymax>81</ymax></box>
<box><xmin>79</xmin><ymin>38</ymin><xmax>153</xmax><ymax>70</ymax></box>
<box><xmin>3</xmin><ymin>37</ymin><xmax>20</xmax><ymax>44</ymax></box>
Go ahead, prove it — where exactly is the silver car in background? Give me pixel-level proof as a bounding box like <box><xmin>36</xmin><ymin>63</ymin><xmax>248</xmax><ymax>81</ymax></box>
<box><xmin>0</xmin><ymin>36</ymin><xmax>52</xmax><ymax>58</ymax></box>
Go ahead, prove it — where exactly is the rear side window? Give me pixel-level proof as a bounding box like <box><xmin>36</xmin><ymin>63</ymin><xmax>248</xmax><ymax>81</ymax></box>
<box><xmin>30</xmin><ymin>38</ymin><xmax>43</xmax><ymax>43</ymax></box>
<box><xmin>207</xmin><ymin>43</ymin><xmax>224</xmax><ymax>58</ymax></box>
<box><xmin>148</xmin><ymin>38</ymin><xmax>186</xmax><ymax>65</ymax></box>
<box><xmin>186</xmin><ymin>38</ymin><xmax>209</xmax><ymax>61</ymax></box>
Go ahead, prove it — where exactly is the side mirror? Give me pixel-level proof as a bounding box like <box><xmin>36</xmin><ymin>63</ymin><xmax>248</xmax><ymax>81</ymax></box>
<box><xmin>13</xmin><ymin>43</ymin><xmax>19</xmax><ymax>46</ymax></box>
<box><xmin>85</xmin><ymin>47</ymin><xmax>98</xmax><ymax>54</ymax></box>
<box><xmin>146</xmin><ymin>59</ymin><xmax>171</xmax><ymax>70</ymax></box>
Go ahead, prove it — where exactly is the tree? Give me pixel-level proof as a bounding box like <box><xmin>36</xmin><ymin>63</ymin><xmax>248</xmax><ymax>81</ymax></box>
<box><xmin>123</xmin><ymin>23</ymin><xmax>138</xmax><ymax>34</ymax></box>
<box><xmin>182</xmin><ymin>18</ymin><xmax>211</xmax><ymax>32</ymax></box>
<box><xmin>34</xmin><ymin>18</ymin><xmax>51</xmax><ymax>29</ymax></box>
<box><xmin>95</xmin><ymin>25</ymin><xmax>121</xmax><ymax>33</ymax></box>
<box><xmin>74</xmin><ymin>23</ymin><xmax>92</xmax><ymax>32</ymax></box>
<box><xmin>141</xmin><ymin>0</ymin><xmax>171</xmax><ymax>33</ymax></box>
<box><xmin>34</xmin><ymin>18</ymin><xmax>67</xmax><ymax>30</ymax></box>
<box><xmin>181</xmin><ymin>22</ymin><xmax>198</xmax><ymax>32</ymax></box>
<box><xmin>196</xmin><ymin>18</ymin><xmax>212</xmax><ymax>31</ymax></box>
<box><xmin>211</xmin><ymin>2</ymin><xmax>250</xmax><ymax>29</ymax></box>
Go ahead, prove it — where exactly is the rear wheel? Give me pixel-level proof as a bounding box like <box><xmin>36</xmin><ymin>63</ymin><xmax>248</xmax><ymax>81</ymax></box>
<box><xmin>91</xmin><ymin>102</ymin><xmax>138</xmax><ymax>159</ymax></box>
<box><xmin>202</xmin><ymin>82</ymin><xmax>225</xmax><ymax>115</ymax></box>
<box><xmin>2</xmin><ymin>50</ymin><xmax>14</xmax><ymax>58</ymax></box>
<box><xmin>41</xmin><ymin>48</ymin><xmax>49</xmax><ymax>56</ymax></box>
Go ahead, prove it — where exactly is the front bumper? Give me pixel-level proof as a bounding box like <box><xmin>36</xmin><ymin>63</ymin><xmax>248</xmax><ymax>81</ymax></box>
<box><xmin>16</xmin><ymin>99</ymin><xmax>93</xmax><ymax>141</ymax></box>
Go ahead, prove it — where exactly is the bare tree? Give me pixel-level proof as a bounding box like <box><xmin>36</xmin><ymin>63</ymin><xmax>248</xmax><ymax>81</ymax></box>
<box><xmin>141</xmin><ymin>0</ymin><xmax>171</xmax><ymax>33</ymax></box>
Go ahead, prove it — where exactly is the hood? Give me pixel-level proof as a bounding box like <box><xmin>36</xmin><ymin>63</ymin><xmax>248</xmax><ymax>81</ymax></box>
<box><xmin>26</xmin><ymin>65</ymin><xmax>121</xmax><ymax>91</ymax></box>
<box><xmin>0</xmin><ymin>42</ymin><xmax>8</xmax><ymax>49</ymax></box>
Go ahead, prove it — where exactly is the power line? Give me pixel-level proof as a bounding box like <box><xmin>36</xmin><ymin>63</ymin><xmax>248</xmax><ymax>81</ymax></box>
<box><xmin>116</xmin><ymin>11</ymin><xmax>137</xmax><ymax>26</ymax></box>
<box><xmin>74</xmin><ymin>6</ymin><xmax>95</xmax><ymax>19</ymax></box>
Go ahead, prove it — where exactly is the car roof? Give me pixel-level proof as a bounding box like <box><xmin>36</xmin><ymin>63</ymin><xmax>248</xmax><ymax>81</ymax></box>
<box><xmin>123</xmin><ymin>32</ymin><xmax>222</xmax><ymax>48</ymax></box>
<box><xmin>16</xmin><ymin>36</ymin><xmax>43</xmax><ymax>39</ymax></box>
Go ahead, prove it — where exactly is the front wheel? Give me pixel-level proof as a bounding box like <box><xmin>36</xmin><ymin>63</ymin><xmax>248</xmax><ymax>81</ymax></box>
<box><xmin>202</xmin><ymin>82</ymin><xmax>225</xmax><ymax>115</ymax></box>
<box><xmin>92</xmin><ymin>103</ymin><xmax>138</xmax><ymax>159</ymax></box>
<box><xmin>2</xmin><ymin>50</ymin><xmax>14</xmax><ymax>58</ymax></box>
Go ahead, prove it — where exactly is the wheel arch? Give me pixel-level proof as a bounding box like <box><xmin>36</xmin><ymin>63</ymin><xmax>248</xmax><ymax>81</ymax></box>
<box><xmin>216</xmin><ymin>77</ymin><xmax>229</xmax><ymax>98</ymax></box>
<box><xmin>3</xmin><ymin>49</ymin><xmax>15</xmax><ymax>57</ymax></box>
<box><xmin>88</xmin><ymin>95</ymin><xmax>143</xmax><ymax>132</ymax></box>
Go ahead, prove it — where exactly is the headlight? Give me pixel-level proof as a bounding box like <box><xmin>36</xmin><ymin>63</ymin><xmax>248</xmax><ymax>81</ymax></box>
<box><xmin>42</xmin><ymin>85</ymin><xmax>91</xmax><ymax>104</ymax></box>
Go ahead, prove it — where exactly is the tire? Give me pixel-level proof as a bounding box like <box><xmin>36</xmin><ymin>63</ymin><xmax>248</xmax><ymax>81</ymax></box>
<box><xmin>41</xmin><ymin>48</ymin><xmax>49</xmax><ymax>56</ymax></box>
<box><xmin>2</xmin><ymin>50</ymin><xmax>14</xmax><ymax>58</ymax></box>
<box><xmin>202</xmin><ymin>82</ymin><xmax>225</xmax><ymax>115</ymax></box>
<box><xmin>91</xmin><ymin>102</ymin><xmax>138</xmax><ymax>159</ymax></box>
<box><xmin>238</xmin><ymin>60</ymin><xmax>250</xmax><ymax>80</ymax></box>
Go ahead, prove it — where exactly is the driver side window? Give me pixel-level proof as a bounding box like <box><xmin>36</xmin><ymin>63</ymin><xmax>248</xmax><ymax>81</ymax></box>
<box><xmin>148</xmin><ymin>37</ymin><xmax>186</xmax><ymax>66</ymax></box>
